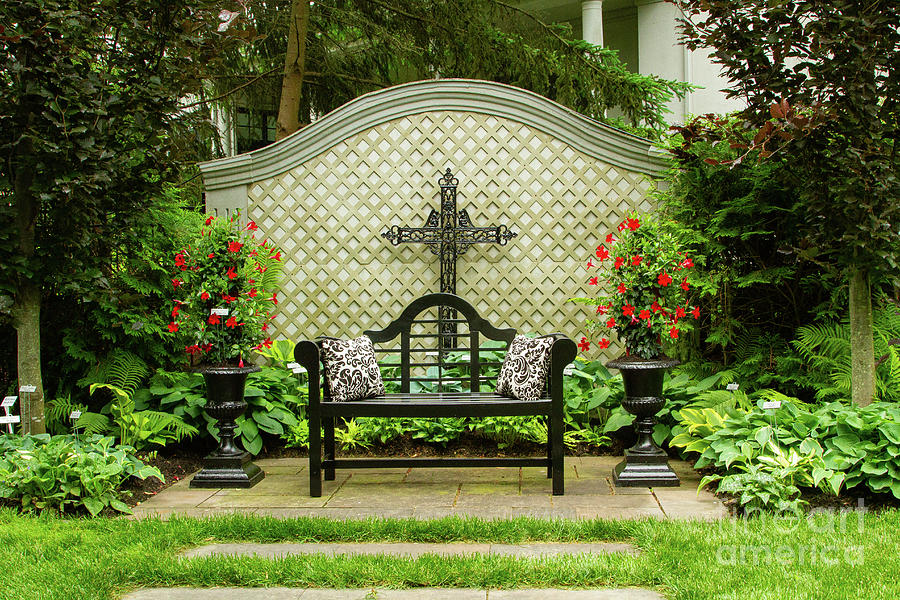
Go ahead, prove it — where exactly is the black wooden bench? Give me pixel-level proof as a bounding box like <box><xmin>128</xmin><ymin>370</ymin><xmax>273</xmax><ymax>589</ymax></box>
<box><xmin>295</xmin><ymin>293</ymin><xmax>577</xmax><ymax>497</ymax></box>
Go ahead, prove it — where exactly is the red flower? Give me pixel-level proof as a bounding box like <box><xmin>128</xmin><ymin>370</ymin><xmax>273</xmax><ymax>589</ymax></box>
<box><xmin>261</xmin><ymin>322</ymin><xmax>269</xmax><ymax>332</ymax></box>
<box><xmin>271</xmin><ymin>251</ymin><xmax>281</xmax><ymax>261</ymax></box>
<box><xmin>171</xmin><ymin>278</ymin><xmax>182</xmax><ymax>288</ymax></box>
<box><xmin>248</xmin><ymin>288</ymin><xmax>258</xmax><ymax>298</ymax></box>
<box><xmin>200</xmin><ymin>291</ymin><xmax>210</xmax><ymax>301</ymax></box>
<box><xmin>626</xmin><ymin>218</ymin><xmax>640</xmax><ymax>231</ymax></box>
<box><xmin>681</xmin><ymin>277</ymin><xmax>690</xmax><ymax>291</ymax></box>
<box><xmin>588</xmin><ymin>277</ymin><xmax>598</xmax><ymax>286</ymax></box>
<box><xmin>208</xmin><ymin>253</ymin><xmax>215</xmax><ymax>258</ymax></box>
<box><xmin>614</xmin><ymin>256</ymin><xmax>625</xmax><ymax>269</ymax></box>
<box><xmin>596</xmin><ymin>304</ymin><xmax>607</xmax><ymax>314</ymax></box>
<box><xmin>171</xmin><ymin>305</ymin><xmax>180</xmax><ymax>318</ymax></box>
<box><xmin>226</xmin><ymin>267</ymin><xmax>238</xmax><ymax>280</ymax></box>
<box><xmin>657</xmin><ymin>272</ymin><xmax>673</xmax><ymax>287</ymax></box>
<box><xmin>598</xmin><ymin>338</ymin><xmax>610</xmax><ymax>349</ymax></box>
<box><xmin>222</xmin><ymin>294</ymin><xmax>237</xmax><ymax>303</ymax></box>
<box><xmin>639</xmin><ymin>309</ymin><xmax>651</xmax><ymax>320</ymax></box>
<box><xmin>174</xmin><ymin>253</ymin><xmax>186</xmax><ymax>267</ymax></box>
<box><xmin>622</xmin><ymin>304</ymin><xmax>635</xmax><ymax>317</ymax></box>
<box><xmin>605</xmin><ymin>234</ymin><xmax>616</xmax><ymax>244</ymax></box>
<box><xmin>228</xmin><ymin>241</ymin><xmax>243</xmax><ymax>253</ymax></box>
<box><xmin>586</xmin><ymin>259</ymin><xmax>595</xmax><ymax>269</ymax></box>
<box><xmin>617</xmin><ymin>222</ymin><xmax>627</xmax><ymax>232</ymax></box>
<box><xmin>631</xmin><ymin>255</ymin><xmax>643</xmax><ymax>266</ymax></box>
<box><xmin>205</xmin><ymin>216</ymin><xmax>214</xmax><ymax>225</ymax></box>
<box><xmin>669</xmin><ymin>326</ymin><xmax>679</xmax><ymax>339</ymax></box>
<box><xmin>617</xmin><ymin>283</ymin><xmax>627</xmax><ymax>294</ymax></box>
<box><xmin>651</xmin><ymin>300</ymin><xmax>662</xmax><ymax>313</ymax></box>
<box><xmin>271</xmin><ymin>292</ymin><xmax>278</xmax><ymax>305</ymax></box>
<box><xmin>185</xmin><ymin>345</ymin><xmax>202</xmax><ymax>355</ymax></box>
<box><xmin>225</xmin><ymin>316</ymin><xmax>239</xmax><ymax>328</ymax></box>
<box><xmin>208</xmin><ymin>313</ymin><xmax>221</xmax><ymax>325</ymax></box>
<box><xmin>606</xmin><ymin>317</ymin><xmax>616</xmax><ymax>328</ymax></box>
<box><xmin>676</xmin><ymin>306</ymin><xmax>686</xmax><ymax>319</ymax></box>
<box><xmin>167</xmin><ymin>321</ymin><xmax>179</xmax><ymax>333</ymax></box>
<box><xmin>596</xmin><ymin>245</ymin><xmax>610</xmax><ymax>261</ymax></box>
<box><xmin>246</xmin><ymin>221</ymin><xmax>258</xmax><ymax>231</ymax></box>
<box><xmin>692</xmin><ymin>306</ymin><xmax>701</xmax><ymax>319</ymax></box>
<box><xmin>578</xmin><ymin>337</ymin><xmax>590</xmax><ymax>352</ymax></box>
<box><xmin>681</xmin><ymin>258</ymin><xmax>694</xmax><ymax>269</ymax></box>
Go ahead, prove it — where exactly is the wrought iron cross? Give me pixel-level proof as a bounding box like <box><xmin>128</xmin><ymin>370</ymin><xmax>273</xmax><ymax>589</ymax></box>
<box><xmin>382</xmin><ymin>168</ymin><xmax>517</xmax><ymax>348</ymax></box>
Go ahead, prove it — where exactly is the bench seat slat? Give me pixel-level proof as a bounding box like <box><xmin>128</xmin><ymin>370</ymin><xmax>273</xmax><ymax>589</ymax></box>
<box><xmin>322</xmin><ymin>395</ymin><xmax>551</xmax><ymax>418</ymax></box>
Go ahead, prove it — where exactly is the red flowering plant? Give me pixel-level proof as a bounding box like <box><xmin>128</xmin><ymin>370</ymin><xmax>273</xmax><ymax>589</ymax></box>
<box><xmin>168</xmin><ymin>214</ymin><xmax>282</xmax><ymax>366</ymax></box>
<box><xmin>571</xmin><ymin>214</ymin><xmax>698</xmax><ymax>359</ymax></box>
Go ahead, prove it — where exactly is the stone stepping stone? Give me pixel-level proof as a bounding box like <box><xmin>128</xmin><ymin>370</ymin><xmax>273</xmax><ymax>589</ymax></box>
<box><xmin>123</xmin><ymin>587</ymin><xmax>664</xmax><ymax>599</ymax></box>
<box><xmin>180</xmin><ymin>542</ymin><xmax>639</xmax><ymax>559</ymax></box>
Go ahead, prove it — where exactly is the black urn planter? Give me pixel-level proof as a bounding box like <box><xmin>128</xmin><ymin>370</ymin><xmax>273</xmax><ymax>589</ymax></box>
<box><xmin>190</xmin><ymin>365</ymin><xmax>265</xmax><ymax>489</ymax></box>
<box><xmin>607</xmin><ymin>355</ymin><xmax>680</xmax><ymax>487</ymax></box>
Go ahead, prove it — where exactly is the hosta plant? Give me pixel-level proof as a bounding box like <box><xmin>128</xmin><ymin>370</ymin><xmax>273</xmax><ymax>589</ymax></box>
<box><xmin>0</xmin><ymin>434</ymin><xmax>161</xmax><ymax>516</ymax></box>
<box><xmin>572</xmin><ymin>214</ymin><xmax>698</xmax><ymax>358</ymax></box>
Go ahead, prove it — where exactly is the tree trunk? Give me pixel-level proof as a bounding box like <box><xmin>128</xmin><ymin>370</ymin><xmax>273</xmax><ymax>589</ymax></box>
<box><xmin>12</xmin><ymin>135</ymin><xmax>45</xmax><ymax>434</ymax></box>
<box><xmin>849</xmin><ymin>266</ymin><xmax>875</xmax><ymax>406</ymax></box>
<box><xmin>12</xmin><ymin>281</ymin><xmax>45</xmax><ymax>434</ymax></box>
<box><xmin>276</xmin><ymin>0</ymin><xmax>310</xmax><ymax>140</ymax></box>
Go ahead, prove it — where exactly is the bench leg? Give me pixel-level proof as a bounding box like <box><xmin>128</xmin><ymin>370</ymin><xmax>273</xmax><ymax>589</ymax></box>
<box><xmin>551</xmin><ymin>407</ymin><xmax>564</xmax><ymax>496</ymax></box>
<box><xmin>546</xmin><ymin>415</ymin><xmax>553</xmax><ymax>479</ymax></box>
<box><xmin>309</xmin><ymin>411</ymin><xmax>322</xmax><ymax>497</ymax></box>
<box><xmin>324</xmin><ymin>416</ymin><xmax>336</xmax><ymax>481</ymax></box>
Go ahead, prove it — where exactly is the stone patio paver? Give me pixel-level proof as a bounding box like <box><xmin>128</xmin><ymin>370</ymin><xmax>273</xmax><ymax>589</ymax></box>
<box><xmin>128</xmin><ymin>457</ymin><xmax>724</xmax><ymax>521</ymax></box>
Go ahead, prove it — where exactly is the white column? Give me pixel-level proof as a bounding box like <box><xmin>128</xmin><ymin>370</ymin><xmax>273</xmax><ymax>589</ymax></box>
<box><xmin>637</xmin><ymin>0</ymin><xmax>686</xmax><ymax>123</ymax></box>
<box><xmin>582</xmin><ymin>0</ymin><xmax>604</xmax><ymax>46</ymax></box>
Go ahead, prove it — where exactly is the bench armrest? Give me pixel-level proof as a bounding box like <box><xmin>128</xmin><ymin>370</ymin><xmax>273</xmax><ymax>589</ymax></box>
<box><xmin>295</xmin><ymin>340</ymin><xmax>322</xmax><ymax>408</ymax></box>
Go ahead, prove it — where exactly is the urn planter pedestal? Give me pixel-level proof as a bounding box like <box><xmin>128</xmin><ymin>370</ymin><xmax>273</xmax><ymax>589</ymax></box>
<box><xmin>607</xmin><ymin>356</ymin><xmax>680</xmax><ymax>487</ymax></box>
<box><xmin>190</xmin><ymin>365</ymin><xmax>264</xmax><ymax>489</ymax></box>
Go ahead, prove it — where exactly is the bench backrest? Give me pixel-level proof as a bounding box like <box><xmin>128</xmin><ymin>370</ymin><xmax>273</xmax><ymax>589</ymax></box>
<box><xmin>364</xmin><ymin>293</ymin><xmax>516</xmax><ymax>393</ymax></box>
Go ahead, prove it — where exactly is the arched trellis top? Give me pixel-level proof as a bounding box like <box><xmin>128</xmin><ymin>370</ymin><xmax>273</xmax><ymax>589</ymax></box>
<box><xmin>198</xmin><ymin>79</ymin><xmax>670</xmax><ymax>194</ymax></box>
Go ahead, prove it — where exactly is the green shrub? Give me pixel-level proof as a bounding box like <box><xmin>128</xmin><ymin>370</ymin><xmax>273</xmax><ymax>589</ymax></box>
<box><xmin>0</xmin><ymin>434</ymin><xmax>161</xmax><ymax>516</ymax></box>
<box><xmin>147</xmin><ymin>363</ymin><xmax>306</xmax><ymax>455</ymax></box>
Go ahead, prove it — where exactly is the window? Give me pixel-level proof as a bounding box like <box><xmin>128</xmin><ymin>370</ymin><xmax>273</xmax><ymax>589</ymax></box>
<box><xmin>235</xmin><ymin>108</ymin><xmax>277</xmax><ymax>153</ymax></box>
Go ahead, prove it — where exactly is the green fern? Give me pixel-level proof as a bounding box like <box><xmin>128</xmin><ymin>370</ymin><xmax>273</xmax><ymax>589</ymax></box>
<box><xmin>79</xmin><ymin>349</ymin><xmax>149</xmax><ymax>397</ymax></box>
<box><xmin>45</xmin><ymin>395</ymin><xmax>89</xmax><ymax>435</ymax></box>
<box><xmin>87</xmin><ymin>376</ymin><xmax>197</xmax><ymax>450</ymax></box>
<box><xmin>793</xmin><ymin>304</ymin><xmax>900</xmax><ymax>402</ymax></box>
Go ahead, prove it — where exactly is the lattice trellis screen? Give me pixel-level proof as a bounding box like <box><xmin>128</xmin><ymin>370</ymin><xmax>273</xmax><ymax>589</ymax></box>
<box><xmin>250</xmin><ymin>111</ymin><xmax>652</xmax><ymax>342</ymax></box>
<box><xmin>200</xmin><ymin>80</ymin><xmax>668</xmax><ymax>351</ymax></box>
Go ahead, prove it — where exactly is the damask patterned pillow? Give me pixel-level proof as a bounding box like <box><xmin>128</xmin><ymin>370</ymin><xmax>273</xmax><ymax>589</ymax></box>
<box><xmin>319</xmin><ymin>335</ymin><xmax>385</xmax><ymax>402</ymax></box>
<box><xmin>495</xmin><ymin>335</ymin><xmax>554</xmax><ymax>401</ymax></box>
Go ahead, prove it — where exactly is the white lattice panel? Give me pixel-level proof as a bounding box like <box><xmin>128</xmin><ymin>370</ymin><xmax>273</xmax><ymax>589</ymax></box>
<box><xmin>249</xmin><ymin>111</ymin><xmax>653</xmax><ymax>348</ymax></box>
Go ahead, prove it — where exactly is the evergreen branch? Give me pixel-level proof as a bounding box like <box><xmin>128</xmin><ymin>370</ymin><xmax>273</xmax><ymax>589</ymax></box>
<box><xmin>304</xmin><ymin>71</ymin><xmax>389</xmax><ymax>89</ymax></box>
<box><xmin>180</xmin><ymin>66</ymin><xmax>281</xmax><ymax>109</ymax></box>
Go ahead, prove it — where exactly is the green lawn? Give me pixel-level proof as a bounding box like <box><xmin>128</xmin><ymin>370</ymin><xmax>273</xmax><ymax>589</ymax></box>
<box><xmin>1</xmin><ymin>508</ymin><xmax>896</xmax><ymax>600</ymax></box>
